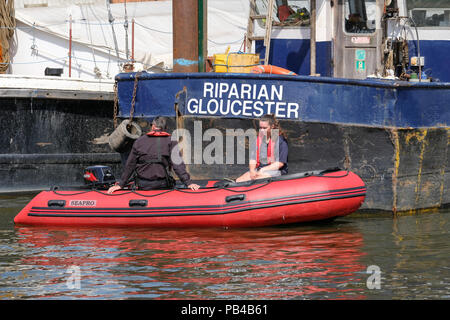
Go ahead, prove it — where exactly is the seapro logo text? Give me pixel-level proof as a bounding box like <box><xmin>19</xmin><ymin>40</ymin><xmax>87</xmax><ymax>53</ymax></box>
<box><xmin>69</xmin><ymin>200</ymin><xmax>97</xmax><ymax>207</ymax></box>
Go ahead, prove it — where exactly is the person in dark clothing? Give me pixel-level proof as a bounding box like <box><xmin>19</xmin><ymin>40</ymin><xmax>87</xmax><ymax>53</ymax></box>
<box><xmin>107</xmin><ymin>116</ymin><xmax>200</xmax><ymax>193</ymax></box>
<box><xmin>236</xmin><ymin>114</ymin><xmax>288</xmax><ymax>182</ymax></box>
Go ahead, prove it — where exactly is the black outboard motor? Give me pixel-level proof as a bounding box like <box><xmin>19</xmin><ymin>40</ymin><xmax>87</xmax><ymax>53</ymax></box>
<box><xmin>83</xmin><ymin>165</ymin><xmax>116</xmax><ymax>189</ymax></box>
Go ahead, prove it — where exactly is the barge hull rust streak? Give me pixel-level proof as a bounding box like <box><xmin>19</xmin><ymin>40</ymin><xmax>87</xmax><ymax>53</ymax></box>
<box><xmin>393</xmin><ymin>128</ymin><xmax>449</xmax><ymax>214</ymax></box>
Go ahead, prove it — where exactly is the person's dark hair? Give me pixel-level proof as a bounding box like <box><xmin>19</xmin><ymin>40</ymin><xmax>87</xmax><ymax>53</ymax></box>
<box><xmin>152</xmin><ymin>116</ymin><xmax>167</xmax><ymax>130</ymax></box>
<box><xmin>260</xmin><ymin>113</ymin><xmax>287</xmax><ymax>139</ymax></box>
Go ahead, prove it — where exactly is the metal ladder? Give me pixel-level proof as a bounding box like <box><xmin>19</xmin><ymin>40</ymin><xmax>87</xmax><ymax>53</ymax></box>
<box><xmin>245</xmin><ymin>0</ymin><xmax>275</xmax><ymax>65</ymax></box>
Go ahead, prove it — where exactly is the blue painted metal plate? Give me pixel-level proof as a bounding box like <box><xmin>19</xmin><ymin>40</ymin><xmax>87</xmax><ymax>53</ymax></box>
<box><xmin>116</xmin><ymin>72</ymin><xmax>450</xmax><ymax>128</ymax></box>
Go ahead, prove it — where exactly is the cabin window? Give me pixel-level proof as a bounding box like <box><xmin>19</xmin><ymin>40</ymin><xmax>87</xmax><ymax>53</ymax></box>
<box><xmin>255</xmin><ymin>0</ymin><xmax>311</xmax><ymax>27</ymax></box>
<box><xmin>406</xmin><ymin>0</ymin><xmax>450</xmax><ymax>27</ymax></box>
<box><xmin>344</xmin><ymin>0</ymin><xmax>376</xmax><ymax>34</ymax></box>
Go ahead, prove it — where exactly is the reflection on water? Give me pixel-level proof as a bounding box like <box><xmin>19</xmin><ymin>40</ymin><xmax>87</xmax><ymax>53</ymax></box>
<box><xmin>5</xmin><ymin>225</ymin><xmax>366</xmax><ymax>299</ymax></box>
<box><xmin>0</xmin><ymin>194</ymin><xmax>449</xmax><ymax>299</ymax></box>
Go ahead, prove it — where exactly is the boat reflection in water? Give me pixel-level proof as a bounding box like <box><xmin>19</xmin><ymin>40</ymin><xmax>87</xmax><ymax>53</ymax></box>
<box><xmin>15</xmin><ymin>224</ymin><xmax>367</xmax><ymax>299</ymax></box>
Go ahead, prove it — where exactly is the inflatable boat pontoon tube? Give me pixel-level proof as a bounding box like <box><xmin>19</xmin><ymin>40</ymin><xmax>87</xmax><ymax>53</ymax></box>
<box><xmin>14</xmin><ymin>169</ymin><xmax>366</xmax><ymax>228</ymax></box>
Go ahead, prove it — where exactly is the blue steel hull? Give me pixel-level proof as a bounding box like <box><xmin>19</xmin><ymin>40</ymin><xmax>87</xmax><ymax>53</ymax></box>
<box><xmin>117</xmin><ymin>72</ymin><xmax>449</xmax><ymax>127</ymax></box>
<box><xmin>116</xmin><ymin>72</ymin><xmax>450</xmax><ymax>213</ymax></box>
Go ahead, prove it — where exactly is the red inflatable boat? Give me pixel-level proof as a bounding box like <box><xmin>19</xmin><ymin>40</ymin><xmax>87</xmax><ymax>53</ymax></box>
<box><xmin>14</xmin><ymin>169</ymin><xmax>366</xmax><ymax>228</ymax></box>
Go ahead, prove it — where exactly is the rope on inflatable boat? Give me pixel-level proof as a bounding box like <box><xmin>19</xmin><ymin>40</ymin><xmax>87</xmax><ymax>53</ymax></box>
<box><xmin>50</xmin><ymin>168</ymin><xmax>349</xmax><ymax>197</ymax></box>
<box><xmin>52</xmin><ymin>187</ymin><xmax>173</xmax><ymax>198</ymax></box>
<box><xmin>51</xmin><ymin>179</ymin><xmax>272</xmax><ymax>197</ymax></box>
<box><xmin>175</xmin><ymin>179</ymin><xmax>272</xmax><ymax>194</ymax></box>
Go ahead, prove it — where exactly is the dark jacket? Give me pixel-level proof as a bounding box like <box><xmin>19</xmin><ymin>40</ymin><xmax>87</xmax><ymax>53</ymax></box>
<box><xmin>118</xmin><ymin>131</ymin><xmax>192</xmax><ymax>188</ymax></box>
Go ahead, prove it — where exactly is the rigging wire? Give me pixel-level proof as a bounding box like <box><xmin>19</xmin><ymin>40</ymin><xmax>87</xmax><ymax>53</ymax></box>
<box><xmin>1</xmin><ymin>4</ymin><xmax>247</xmax><ymax>74</ymax></box>
<box><xmin>81</xmin><ymin>5</ymin><xmax>100</xmax><ymax>77</ymax></box>
<box><xmin>123</xmin><ymin>0</ymin><xmax>129</xmax><ymax>61</ymax></box>
<box><xmin>105</xmin><ymin>0</ymin><xmax>122</xmax><ymax>69</ymax></box>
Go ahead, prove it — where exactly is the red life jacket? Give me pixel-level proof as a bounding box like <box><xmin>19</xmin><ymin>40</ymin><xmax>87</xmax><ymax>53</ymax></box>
<box><xmin>146</xmin><ymin>130</ymin><xmax>171</xmax><ymax>137</ymax></box>
<box><xmin>256</xmin><ymin>133</ymin><xmax>276</xmax><ymax>168</ymax></box>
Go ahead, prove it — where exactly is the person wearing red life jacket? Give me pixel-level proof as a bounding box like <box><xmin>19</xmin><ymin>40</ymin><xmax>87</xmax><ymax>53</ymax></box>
<box><xmin>236</xmin><ymin>114</ymin><xmax>288</xmax><ymax>182</ymax></box>
<box><xmin>108</xmin><ymin>116</ymin><xmax>200</xmax><ymax>193</ymax></box>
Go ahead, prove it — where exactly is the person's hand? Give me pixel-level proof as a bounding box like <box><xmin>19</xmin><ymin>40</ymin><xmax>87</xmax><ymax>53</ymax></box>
<box><xmin>188</xmin><ymin>183</ymin><xmax>200</xmax><ymax>191</ymax></box>
<box><xmin>107</xmin><ymin>185</ymin><xmax>122</xmax><ymax>194</ymax></box>
<box><xmin>249</xmin><ymin>168</ymin><xmax>257</xmax><ymax>180</ymax></box>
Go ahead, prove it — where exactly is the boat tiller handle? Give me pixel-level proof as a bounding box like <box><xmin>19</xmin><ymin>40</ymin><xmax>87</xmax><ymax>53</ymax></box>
<box><xmin>225</xmin><ymin>194</ymin><xmax>245</xmax><ymax>203</ymax></box>
<box><xmin>48</xmin><ymin>200</ymin><xmax>66</xmax><ymax>207</ymax></box>
<box><xmin>129</xmin><ymin>200</ymin><xmax>148</xmax><ymax>207</ymax></box>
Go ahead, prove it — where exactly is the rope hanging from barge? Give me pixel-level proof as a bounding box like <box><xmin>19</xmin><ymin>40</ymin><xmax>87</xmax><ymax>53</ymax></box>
<box><xmin>0</xmin><ymin>0</ymin><xmax>15</xmax><ymax>73</ymax></box>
